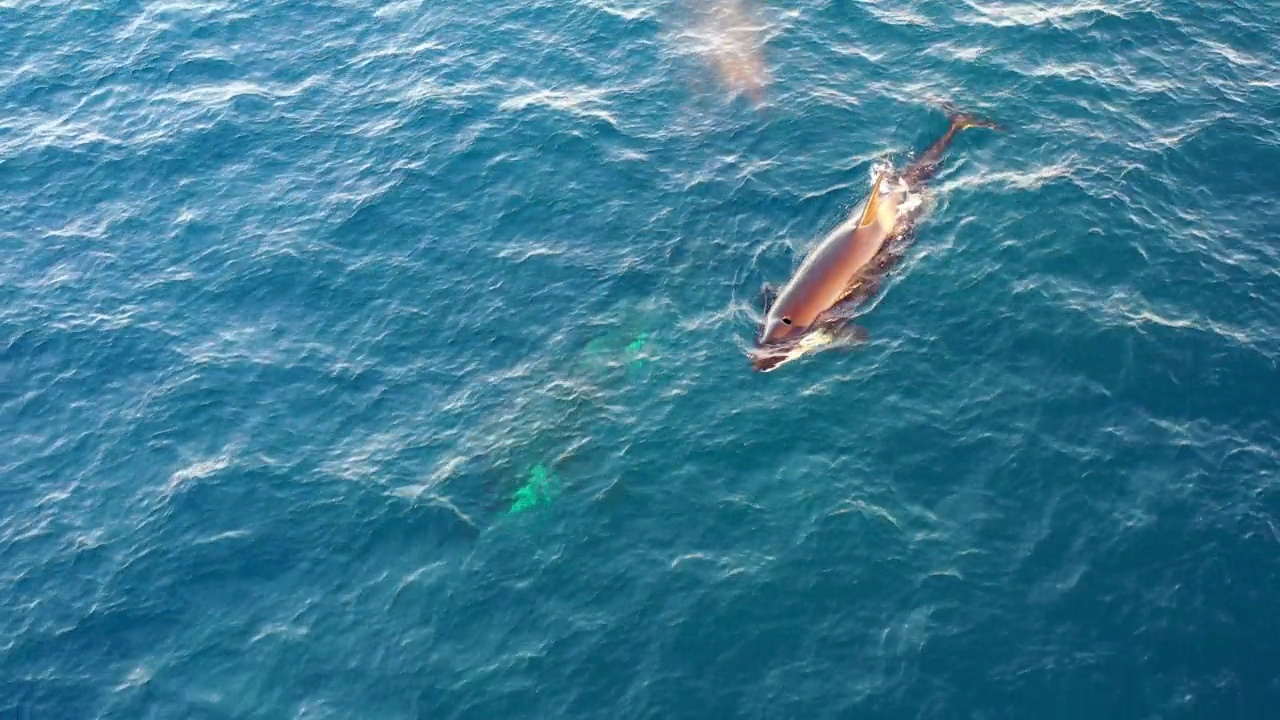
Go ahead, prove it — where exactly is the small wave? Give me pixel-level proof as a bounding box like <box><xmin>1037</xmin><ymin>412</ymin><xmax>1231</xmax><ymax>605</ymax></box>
<box><xmin>319</xmin><ymin>429</ymin><xmax>411</xmax><ymax>484</ymax></box>
<box><xmin>167</xmin><ymin>451</ymin><xmax>235</xmax><ymax>492</ymax></box>
<box><xmin>1</xmin><ymin>115</ymin><xmax>120</xmax><ymax>156</ymax></box>
<box><xmin>498</xmin><ymin>86</ymin><xmax>619</xmax><ymax>127</ymax></box>
<box><xmin>952</xmin><ymin>159</ymin><xmax>1080</xmax><ymax>192</ymax></box>
<box><xmin>347</xmin><ymin>40</ymin><xmax>445</xmax><ymax>70</ymax></box>
<box><xmin>578</xmin><ymin>0</ymin><xmax>657</xmax><ymax>23</ymax></box>
<box><xmin>669</xmin><ymin>549</ymin><xmax>776</xmax><ymax>579</ymax></box>
<box><xmin>955</xmin><ymin>0</ymin><xmax>1130</xmax><ymax>28</ymax></box>
<box><xmin>373</xmin><ymin>0</ymin><xmax>423</xmax><ymax>19</ymax></box>
<box><xmin>828</xmin><ymin>498</ymin><xmax>904</xmax><ymax>531</ymax></box>
<box><xmin>1046</xmin><ymin>282</ymin><xmax>1265</xmax><ymax>353</ymax></box>
<box><xmin>831</xmin><ymin>41</ymin><xmax>892</xmax><ymax>64</ymax></box>
<box><xmin>1196</xmin><ymin>38</ymin><xmax>1267</xmax><ymax>68</ymax></box>
<box><xmin>112</xmin><ymin>664</ymin><xmax>154</xmax><ymax>693</ymax></box>
<box><xmin>862</xmin><ymin>1</ymin><xmax>937</xmax><ymax>29</ymax></box>
<box><xmin>153</xmin><ymin>80</ymin><xmax>276</xmax><ymax>107</ymax></box>
<box><xmin>923</xmin><ymin>41</ymin><xmax>992</xmax><ymax>63</ymax></box>
<box><xmin>249</xmin><ymin>621</ymin><xmax>310</xmax><ymax>644</ymax></box>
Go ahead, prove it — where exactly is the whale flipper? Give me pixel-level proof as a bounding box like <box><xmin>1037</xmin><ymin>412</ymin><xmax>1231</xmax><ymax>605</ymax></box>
<box><xmin>759</xmin><ymin>282</ymin><xmax>778</xmax><ymax>313</ymax></box>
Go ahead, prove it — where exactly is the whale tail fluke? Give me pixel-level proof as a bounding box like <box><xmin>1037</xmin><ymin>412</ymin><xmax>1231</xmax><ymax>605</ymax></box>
<box><xmin>936</xmin><ymin>100</ymin><xmax>1005</xmax><ymax>133</ymax></box>
<box><xmin>948</xmin><ymin>110</ymin><xmax>1003</xmax><ymax>133</ymax></box>
<box><xmin>902</xmin><ymin>103</ymin><xmax>1004</xmax><ymax>186</ymax></box>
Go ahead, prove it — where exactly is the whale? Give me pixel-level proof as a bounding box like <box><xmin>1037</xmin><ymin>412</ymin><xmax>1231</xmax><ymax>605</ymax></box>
<box><xmin>749</xmin><ymin>108</ymin><xmax>1002</xmax><ymax>372</ymax></box>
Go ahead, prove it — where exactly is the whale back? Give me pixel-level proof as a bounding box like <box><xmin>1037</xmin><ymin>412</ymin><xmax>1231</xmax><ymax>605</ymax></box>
<box><xmin>758</xmin><ymin>173</ymin><xmax>899</xmax><ymax>345</ymax></box>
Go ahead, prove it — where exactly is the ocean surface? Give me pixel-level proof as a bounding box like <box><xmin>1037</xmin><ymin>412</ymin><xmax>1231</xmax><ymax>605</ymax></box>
<box><xmin>4</xmin><ymin>0</ymin><xmax>1280</xmax><ymax>717</ymax></box>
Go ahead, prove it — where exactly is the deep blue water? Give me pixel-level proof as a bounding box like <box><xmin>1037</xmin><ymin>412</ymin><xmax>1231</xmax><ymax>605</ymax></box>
<box><xmin>4</xmin><ymin>0</ymin><xmax>1280</xmax><ymax>717</ymax></box>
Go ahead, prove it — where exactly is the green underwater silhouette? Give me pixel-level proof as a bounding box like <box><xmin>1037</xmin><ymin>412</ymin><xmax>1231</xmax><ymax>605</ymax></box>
<box><xmin>506</xmin><ymin>463</ymin><xmax>561</xmax><ymax>515</ymax></box>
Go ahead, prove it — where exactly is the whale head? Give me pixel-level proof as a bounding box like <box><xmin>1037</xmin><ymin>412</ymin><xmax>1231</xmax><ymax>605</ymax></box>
<box><xmin>750</xmin><ymin>324</ymin><xmax>839</xmax><ymax>372</ymax></box>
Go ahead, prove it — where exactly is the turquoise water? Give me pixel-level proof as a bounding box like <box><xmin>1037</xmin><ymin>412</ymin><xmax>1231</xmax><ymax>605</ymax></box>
<box><xmin>5</xmin><ymin>0</ymin><xmax>1280</xmax><ymax>717</ymax></box>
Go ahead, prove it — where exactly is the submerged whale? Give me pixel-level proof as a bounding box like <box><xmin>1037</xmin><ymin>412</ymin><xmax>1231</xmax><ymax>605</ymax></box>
<box><xmin>750</xmin><ymin>108</ymin><xmax>1002</xmax><ymax>372</ymax></box>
